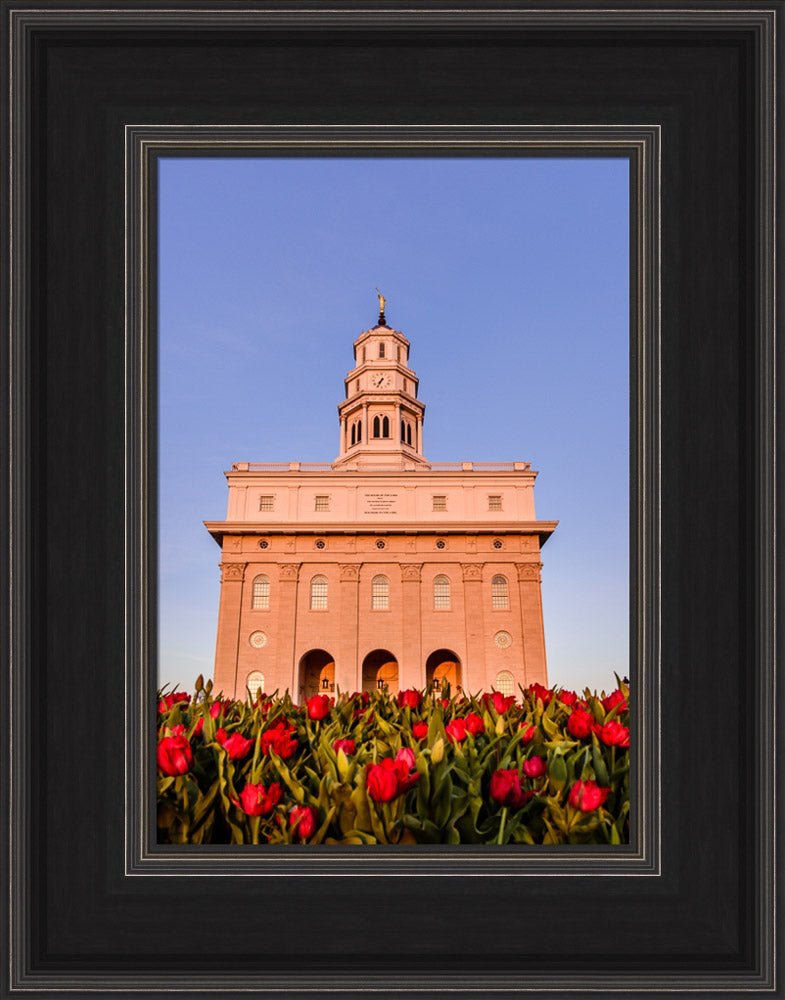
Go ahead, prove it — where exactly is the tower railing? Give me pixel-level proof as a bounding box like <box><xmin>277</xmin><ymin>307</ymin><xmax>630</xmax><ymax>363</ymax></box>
<box><xmin>231</xmin><ymin>461</ymin><xmax>531</xmax><ymax>472</ymax></box>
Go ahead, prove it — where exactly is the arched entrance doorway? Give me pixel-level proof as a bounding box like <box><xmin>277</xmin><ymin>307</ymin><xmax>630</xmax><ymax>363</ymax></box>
<box><xmin>362</xmin><ymin>649</ymin><xmax>399</xmax><ymax>696</ymax></box>
<box><xmin>299</xmin><ymin>649</ymin><xmax>335</xmax><ymax>702</ymax></box>
<box><xmin>426</xmin><ymin>649</ymin><xmax>462</xmax><ymax>696</ymax></box>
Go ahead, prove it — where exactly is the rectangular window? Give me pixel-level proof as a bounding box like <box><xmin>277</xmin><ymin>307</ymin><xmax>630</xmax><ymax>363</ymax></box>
<box><xmin>432</xmin><ymin>495</ymin><xmax>447</xmax><ymax>512</ymax></box>
<box><xmin>258</xmin><ymin>495</ymin><xmax>274</xmax><ymax>511</ymax></box>
<box><xmin>371</xmin><ymin>578</ymin><xmax>389</xmax><ymax>610</ymax></box>
<box><xmin>252</xmin><ymin>577</ymin><xmax>270</xmax><ymax>610</ymax></box>
<box><xmin>403</xmin><ymin>378</ymin><xmax>408</xmax><ymax>392</ymax></box>
<box><xmin>314</xmin><ymin>495</ymin><xmax>330</xmax><ymax>512</ymax></box>
<box><xmin>489</xmin><ymin>495</ymin><xmax>503</xmax><ymax>511</ymax></box>
<box><xmin>379</xmin><ymin>342</ymin><xmax>385</xmax><ymax>358</ymax></box>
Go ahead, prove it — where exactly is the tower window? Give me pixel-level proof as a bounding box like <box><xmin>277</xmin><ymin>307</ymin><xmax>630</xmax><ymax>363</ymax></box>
<box><xmin>489</xmin><ymin>495</ymin><xmax>503</xmax><ymax>511</ymax></box>
<box><xmin>310</xmin><ymin>575</ymin><xmax>328</xmax><ymax>610</ymax></box>
<box><xmin>379</xmin><ymin>342</ymin><xmax>385</xmax><ymax>358</ymax></box>
<box><xmin>371</xmin><ymin>575</ymin><xmax>389</xmax><ymax>610</ymax></box>
<box><xmin>403</xmin><ymin>378</ymin><xmax>408</xmax><ymax>392</ymax></box>
<box><xmin>373</xmin><ymin>415</ymin><xmax>381</xmax><ymax>438</ymax></box>
<box><xmin>246</xmin><ymin>671</ymin><xmax>266</xmax><ymax>700</ymax></box>
<box><xmin>397</xmin><ymin>345</ymin><xmax>401</xmax><ymax>361</ymax></box>
<box><xmin>432</xmin><ymin>495</ymin><xmax>447</xmax><ymax>512</ymax></box>
<box><xmin>434</xmin><ymin>575</ymin><xmax>451</xmax><ymax>610</ymax></box>
<box><xmin>492</xmin><ymin>575</ymin><xmax>509</xmax><ymax>610</ymax></box>
<box><xmin>314</xmin><ymin>495</ymin><xmax>330</xmax><ymax>512</ymax></box>
<box><xmin>258</xmin><ymin>495</ymin><xmax>274</xmax><ymax>512</ymax></box>
<box><xmin>407</xmin><ymin>424</ymin><xmax>412</xmax><ymax>446</ymax></box>
<box><xmin>357</xmin><ymin>420</ymin><xmax>362</xmax><ymax>442</ymax></box>
<box><xmin>351</xmin><ymin>424</ymin><xmax>356</xmax><ymax>446</ymax></box>
<box><xmin>382</xmin><ymin>415</ymin><xmax>390</xmax><ymax>437</ymax></box>
<box><xmin>251</xmin><ymin>575</ymin><xmax>270</xmax><ymax>609</ymax></box>
<box><xmin>362</xmin><ymin>347</ymin><xmax>366</xmax><ymax>362</ymax></box>
<box><xmin>401</xmin><ymin>420</ymin><xmax>406</xmax><ymax>443</ymax></box>
<box><xmin>495</xmin><ymin>671</ymin><xmax>515</xmax><ymax>697</ymax></box>
<box><xmin>356</xmin><ymin>379</ymin><xmax>360</xmax><ymax>392</ymax></box>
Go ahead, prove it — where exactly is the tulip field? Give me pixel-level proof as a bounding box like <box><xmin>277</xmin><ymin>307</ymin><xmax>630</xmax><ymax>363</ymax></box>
<box><xmin>157</xmin><ymin>679</ymin><xmax>630</xmax><ymax>845</ymax></box>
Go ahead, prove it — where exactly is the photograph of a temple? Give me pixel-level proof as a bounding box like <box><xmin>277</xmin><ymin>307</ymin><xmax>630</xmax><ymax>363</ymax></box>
<box><xmin>204</xmin><ymin>295</ymin><xmax>557</xmax><ymax>703</ymax></box>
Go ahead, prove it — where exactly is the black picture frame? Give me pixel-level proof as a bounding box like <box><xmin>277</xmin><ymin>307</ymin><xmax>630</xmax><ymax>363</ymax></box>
<box><xmin>3</xmin><ymin>3</ymin><xmax>779</xmax><ymax>997</ymax></box>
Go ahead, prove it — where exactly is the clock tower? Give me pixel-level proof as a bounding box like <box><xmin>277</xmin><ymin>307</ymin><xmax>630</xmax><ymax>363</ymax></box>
<box><xmin>333</xmin><ymin>301</ymin><xmax>428</xmax><ymax>470</ymax></box>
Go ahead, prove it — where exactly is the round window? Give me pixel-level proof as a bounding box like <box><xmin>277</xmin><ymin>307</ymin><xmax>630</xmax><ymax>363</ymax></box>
<box><xmin>493</xmin><ymin>538</ymin><xmax>503</xmax><ymax>549</ymax></box>
<box><xmin>376</xmin><ymin>539</ymin><xmax>386</xmax><ymax>549</ymax></box>
<box><xmin>315</xmin><ymin>539</ymin><xmax>326</xmax><ymax>550</ymax></box>
<box><xmin>249</xmin><ymin>631</ymin><xmax>268</xmax><ymax>649</ymax></box>
<box><xmin>435</xmin><ymin>539</ymin><xmax>446</xmax><ymax>550</ymax></box>
<box><xmin>494</xmin><ymin>631</ymin><xmax>512</xmax><ymax>649</ymax></box>
<box><xmin>258</xmin><ymin>539</ymin><xmax>269</xmax><ymax>550</ymax></box>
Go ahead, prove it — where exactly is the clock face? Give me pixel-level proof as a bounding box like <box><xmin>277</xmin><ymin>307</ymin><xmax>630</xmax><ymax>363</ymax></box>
<box><xmin>372</xmin><ymin>374</ymin><xmax>391</xmax><ymax>388</ymax></box>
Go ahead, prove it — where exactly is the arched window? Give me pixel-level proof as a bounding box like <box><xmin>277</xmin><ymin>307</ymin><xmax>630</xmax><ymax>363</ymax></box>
<box><xmin>357</xmin><ymin>420</ymin><xmax>362</xmax><ymax>442</ymax></box>
<box><xmin>434</xmin><ymin>575</ymin><xmax>451</xmax><ymax>610</ymax></box>
<box><xmin>310</xmin><ymin>575</ymin><xmax>328</xmax><ymax>610</ymax></box>
<box><xmin>406</xmin><ymin>423</ymin><xmax>412</xmax><ymax>446</ymax></box>
<box><xmin>371</xmin><ymin>575</ymin><xmax>389</xmax><ymax>610</ymax></box>
<box><xmin>373</xmin><ymin>415</ymin><xmax>381</xmax><ymax>438</ymax></box>
<box><xmin>382</xmin><ymin>415</ymin><xmax>390</xmax><ymax>437</ymax></box>
<box><xmin>251</xmin><ymin>575</ymin><xmax>270</xmax><ymax>609</ymax></box>
<box><xmin>495</xmin><ymin>670</ymin><xmax>515</xmax><ymax>697</ymax></box>
<box><xmin>379</xmin><ymin>342</ymin><xmax>385</xmax><ymax>358</ymax></box>
<box><xmin>246</xmin><ymin>671</ymin><xmax>266</xmax><ymax>700</ymax></box>
<box><xmin>491</xmin><ymin>575</ymin><xmax>509</xmax><ymax>610</ymax></box>
<box><xmin>401</xmin><ymin>420</ymin><xmax>406</xmax><ymax>442</ymax></box>
<box><xmin>351</xmin><ymin>423</ymin><xmax>356</xmax><ymax>446</ymax></box>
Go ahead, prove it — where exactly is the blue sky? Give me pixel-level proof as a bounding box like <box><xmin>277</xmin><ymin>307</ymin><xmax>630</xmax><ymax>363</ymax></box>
<box><xmin>158</xmin><ymin>156</ymin><xmax>629</xmax><ymax>697</ymax></box>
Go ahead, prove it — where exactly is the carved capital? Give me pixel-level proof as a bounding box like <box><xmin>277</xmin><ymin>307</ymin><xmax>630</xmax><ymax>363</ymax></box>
<box><xmin>461</xmin><ymin>562</ymin><xmax>484</xmax><ymax>581</ymax></box>
<box><xmin>339</xmin><ymin>563</ymin><xmax>361</xmax><ymax>582</ymax></box>
<box><xmin>219</xmin><ymin>562</ymin><xmax>246</xmax><ymax>582</ymax></box>
<box><xmin>516</xmin><ymin>562</ymin><xmax>542</xmax><ymax>583</ymax></box>
<box><xmin>400</xmin><ymin>563</ymin><xmax>423</xmax><ymax>582</ymax></box>
<box><xmin>278</xmin><ymin>562</ymin><xmax>301</xmax><ymax>582</ymax></box>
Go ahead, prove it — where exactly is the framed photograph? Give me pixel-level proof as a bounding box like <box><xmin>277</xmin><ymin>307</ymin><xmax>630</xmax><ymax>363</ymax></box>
<box><xmin>4</xmin><ymin>3</ymin><xmax>778</xmax><ymax>997</ymax></box>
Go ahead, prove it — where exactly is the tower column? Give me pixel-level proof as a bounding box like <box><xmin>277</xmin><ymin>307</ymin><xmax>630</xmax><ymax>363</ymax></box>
<box><xmin>338</xmin><ymin>563</ymin><xmax>361</xmax><ymax>693</ymax></box>
<box><xmin>213</xmin><ymin>562</ymin><xmax>247</xmax><ymax>700</ymax></box>
<box><xmin>400</xmin><ymin>563</ymin><xmax>423</xmax><ymax>690</ymax></box>
<box><xmin>277</xmin><ymin>563</ymin><xmax>301</xmax><ymax>699</ymax></box>
<box><xmin>461</xmin><ymin>563</ymin><xmax>486</xmax><ymax>694</ymax></box>
<box><xmin>515</xmin><ymin>562</ymin><xmax>547</xmax><ymax>686</ymax></box>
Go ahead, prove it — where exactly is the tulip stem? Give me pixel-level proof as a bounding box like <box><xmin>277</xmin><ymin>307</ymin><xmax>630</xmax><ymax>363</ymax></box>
<box><xmin>497</xmin><ymin>807</ymin><xmax>508</xmax><ymax>845</ymax></box>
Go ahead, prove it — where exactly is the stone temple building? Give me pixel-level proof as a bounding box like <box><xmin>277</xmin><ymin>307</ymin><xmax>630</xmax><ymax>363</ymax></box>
<box><xmin>205</xmin><ymin>300</ymin><xmax>557</xmax><ymax>703</ymax></box>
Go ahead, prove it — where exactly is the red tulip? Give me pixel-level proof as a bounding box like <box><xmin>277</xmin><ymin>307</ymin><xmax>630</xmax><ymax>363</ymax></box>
<box><xmin>237</xmin><ymin>781</ymin><xmax>282</xmax><ymax>816</ymax></box>
<box><xmin>558</xmin><ymin>689</ymin><xmax>578</xmax><ymax>707</ymax></box>
<box><xmin>567</xmin><ymin>708</ymin><xmax>595</xmax><ymax>740</ymax></box>
<box><xmin>568</xmin><ymin>779</ymin><xmax>611</xmax><ymax>812</ymax></box>
<box><xmin>465</xmin><ymin>713</ymin><xmax>485</xmax><ymax>737</ymax></box>
<box><xmin>485</xmin><ymin>691</ymin><xmax>515</xmax><ymax>714</ymax></box>
<box><xmin>599</xmin><ymin>720</ymin><xmax>630</xmax><ymax>747</ymax></box>
<box><xmin>395</xmin><ymin>746</ymin><xmax>416</xmax><ymax>771</ymax></box>
<box><xmin>192</xmin><ymin>717</ymin><xmax>204</xmax><ymax>737</ymax></box>
<box><xmin>333</xmin><ymin>738</ymin><xmax>356</xmax><ymax>755</ymax></box>
<box><xmin>445</xmin><ymin>718</ymin><xmax>467</xmax><ymax>743</ymax></box>
<box><xmin>522</xmin><ymin>755</ymin><xmax>546</xmax><ymax>778</ymax></box>
<box><xmin>489</xmin><ymin>769</ymin><xmax>531</xmax><ymax>809</ymax></box>
<box><xmin>397</xmin><ymin>688</ymin><xmax>422</xmax><ymax>709</ymax></box>
<box><xmin>260</xmin><ymin>720</ymin><xmax>298</xmax><ymax>759</ymax></box>
<box><xmin>520</xmin><ymin>724</ymin><xmax>538</xmax><ymax>744</ymax></box>
<box><xmin>602</xmin><ymin>689</ymin><xmax>628</xmax><ymax>714</ymax></box>
<box><xmin>412</xmin><ymin>721</ymin><xmax>428</xmax><ymax>740</ymax></box>
<box><xmin>158</xmin><ymin>691</ymin><xmax>190</xmax><ymax>714</ymax></box>
<box><xmin>222</xmin><ymin>731</ymin><xmax>254</xmax><ymax>760</ymax></box>
<box><xmin>366</xmin><ymin>762</ymin><xmax>399</xmax><ymax>802</ymax></box>
<box><xmin>528</xmin><ymin>682</ymin><xmax>552</xmax><ymax>707</ymax></box>
<box><xmin>307</xmin><ymin>695</ymin><xmax>331</xmax><ymax>720</ymax></box>
<box><xmin>209</xmin><ymin>702</ymin><xmax>223</xmax><ymax>719</ymax></box>
<box><xmin>215</xmin><ymin>727</ymin><xmax>228</xmax><ymax>744</ymax></box>
<box><xmin>290</xmin><ymin>805</ymin><xmax>317</xmax><ymax>841</ymax></box>
<box><xmin>157</xmin><ymin>734</ymin><xmax>193</xmax><ymax>775</ymax></box>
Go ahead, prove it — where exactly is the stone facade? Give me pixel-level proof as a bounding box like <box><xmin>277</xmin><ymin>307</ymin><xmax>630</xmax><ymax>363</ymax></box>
<box><xmin>205</xmin><ymin>309</ymin><xmax>557</xmax><ymax>702</ymax></box>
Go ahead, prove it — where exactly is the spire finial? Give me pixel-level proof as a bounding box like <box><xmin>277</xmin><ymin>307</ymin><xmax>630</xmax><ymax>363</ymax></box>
<box><xmin>375</xmin><ymin>287</ymin><xmax>387</xmax><ymax>327</ymax></box>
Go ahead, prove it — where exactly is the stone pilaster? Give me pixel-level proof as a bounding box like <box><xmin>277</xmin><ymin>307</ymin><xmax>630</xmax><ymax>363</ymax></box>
<box><xmin>400</xmin><ymin>563</ymin><xmax>423</xmax><ymax>690</ymax></box>
<box><xmin>213</xmin><ymin>562</ymin><xmax>247</xmax><ymax>700</ymax></box>
<box><xmin>338</xmin><ymin>563</ymin><xmax>361</xmax><ymax>693</ymax></box>
<box><xmin>516</xmin><ymin>562</ymin><xmax>547</xmax><ymax>686</ymax></box>
<box><xmin>461</xmin><ymin>563</ymin><xmax>485</xmax><ymax>694</ymax></box>
<box><xmin>277</xmin><ymin>563</ymin><xmax>301</xmax><ymax>700</ymax></box>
